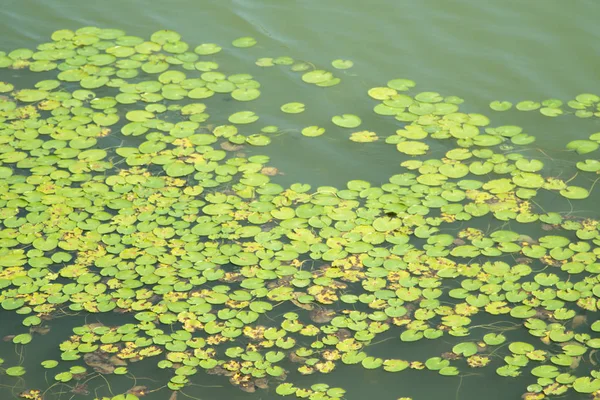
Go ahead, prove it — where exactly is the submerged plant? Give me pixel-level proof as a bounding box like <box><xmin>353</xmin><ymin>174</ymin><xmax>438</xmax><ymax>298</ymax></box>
<box><xmin>0</xmin><ymin>27</ymin><xmax>599</xmax><ymax>400</ymax></box>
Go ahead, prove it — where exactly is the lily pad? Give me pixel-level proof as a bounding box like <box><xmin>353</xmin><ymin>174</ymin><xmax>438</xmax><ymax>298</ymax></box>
<box><xmin>302</xmin><ymin>70</ymin><xmax>333</xmax><ymax>84</ymax></box>
<box><xmin>302</xmin><ymin>126</ymin><xmax>325</xmax><ymax>137</ymax></box>
<box><xmin>566</xmin><ymin>140</ymin><xmax>598</xmax><ymax>154</ymax></box>
<box><xmin>490</xmin><ymin>101</ymin><xmax>512</xmax><ymax>111</ymax></box>
<box><xmin>332</xmin><ymin>59</ymin><xmax>353</xmax><ymax>69</ymax></box>
<box><xmin>228</xmin><ymin>111</ymin><xmax>259</xmax><ymax>124</ymax></box>
<box><xmin>397</xmin><ymin>141</ymin><xmax>429</xmax><ymax>156</ymax></box>
<box><xmin>232</xmin><ymin>37</ymin><xmax>257</xmax><ymax>48</ymax></box>
<box><xmin>281</xmin><ymin>102</ymin><xmax>305</xmax><ymax>114</ymax></box>
<box><xmin>332</xmin><ymin>114</ymin><xmax>362</xmax><ymax>128</ymax></box>
<box><xmin>6</xmin><ymin>366</ymin><xmax>26</xmax><ymax>377</ymax></box>
<box><xmin>194</xmin><ymin>43</ymin><xmax>222</xmax><ymax>55</ymax></box>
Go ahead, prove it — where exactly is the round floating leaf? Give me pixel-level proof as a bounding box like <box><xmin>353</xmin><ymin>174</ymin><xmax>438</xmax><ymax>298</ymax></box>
<box><xmin>566</xmin><ymin>140</ymin><xmax>598</xmax><ymax>154</ymax></box>
<box><xmin>231</xmin><ymin>88</ymin><xmax>260</xmax><ymax>101</ymax></box>
<box><xmin>194</xmin><ymin>43</ymin><xmax>222</xmax><ymax>55</ymax></box>
<box><xmin>560</xmin><ymin>186</ymin><xmax>589</xmax><ymax>200</ymax></box>
<box><xmin>483</xmin><ymin>333</ymin><xmax>506</xmax><ymax>346</ymax></box>
<box><xmin>281</xmin><ymin>102</ymin><xmax>305</xmax><ymax>114</ymax></box>
<box><xmin>415</xmin><ymin>92</ymin><xmax>443</xmax><ymax>103</ymax></box>
<box><xmin>397</xmin><ymin>141</ymin><xmax>429</xmax><ymax>156</ymax></box>
<box><xmin>165</xmin><ymin>161</ymin><xmax>195</xmax><ymax>177</ymax></box>
<box><xmin>246</xmin><ymin>134</ymin><xmax>271</xmax><ymax>146</ymax></box>
<box><xmin>383</xmin><ymin>359</ymin><xmax>409</xmax><ymax>372</ymax></box>
<box><xmin>41</xmin><ymin>360</ymin><xmax>59</xmax><ymax>369</ymax></box>
<box><xmin>16</xmin><ymin>89</ymin><xmax>48</xmax><ymax>102</ymax></box>
<box><xmin>55</xmin><ymin>371</ymin><xmax>73</xmax><ymax>382</ymax></box>
<box><xmin>515</xmin><ymin>159</ymin><xmax>544</xmax><ymax>172</ymax></box>
<box><xmin>2</xmin><ymin>298</ymin><xmax>25</xmax><ymax>310</ymax></box>
<box><xmin>439</xmin><ymin>366</ymin><xmax>459</xmax><ymax>376</ymax></box>
<box><xmin>6</xmin><ymin>366</ymin><xmax>26</xmax><ymax>377</ymax></box>
<box><xmin>0</xmin><ymin>81</ymin><xmax>14</xmax><ymax>92</ymax></box>
<box><xmin>228</xmin><ymin>111</ymin><xmax>259</xmax><ymax>124</ymax></box>
<box><xmin>80</xmin><ymin>76</ymin><xmax>109</xmax><ymax>89</ymax></box>
<box><xmin>509</xmin><ymin>342</ymin><xmax>534</xmax><ymax>355</ymax></box>
<box><xmin>516</xmin><ymin>101</ymin><xmax>540</xmax><ymax>111</ymax></box>
<box><xmin>256</xmin><ymin>57</ymin><xmax>274</xmax><ymax>67</ymax></box>
<box><xmin>577</xmin><ymin>159</ymin><xmax>600</xmax><ymax>172</ymax></box>
<box><xmin>302</xmin><ymin>126</ymin><xmax>325</xmax><ymax>137</ymax></box>
<box><xmin>350</xmin><ymin>131</ymin><xmax>378</xmax><ymax>143</ymax></box>
<box><xmin>540</xmin><ymin>107</ymin><xmax>563</xmax><ymax>117</ymax></box>
<box><xmin>232</xmin><ymin>37</ymin><xmax>257</xmax><ymax>48</ymax></box>
<box><xmin>490</xmin><ymin>101</ymin><xmax>512</xmax><ymax>111</ymax></box>
<box><xmin>332</xmin><ymin>59</ymin><xmax>353</xmax><ymax>69</ymax></box>
<box><xmin>332</xmin><ymin>114</ymin><xmax>362</xmax><ymax>128</ymax></box>
<box><xmin>400</xmin><ymin>330</ymin><xmax>423</xmax><ymax>342</ymax></box>
<box><xmin>151</xmin><ymin>29</ymin><xmax>181</xmax><ymax>44</ymax></box>
<box><xmin>452</xmin><ymin>342</ymin><xmax>478</xmax><ymax>357</ymax></box>
<box><xmin>302</xmin><ymin>70</ymin><xmax>333</xmax><ymax>84</ymax></box>
<box><xmin>573</xmin><ymin>377</ymin><xmax>600</xmax><ymax>393</ymax></box>
<box><xmin>13</xmin><ymin>333</ymin><xmax>32</xmax><ymax>345</ymax></box>
<box><xmin>276</xmin><ymin>383</ymin><xmax>297</xmax><ymax>396</ymax></box>
<box><xmin>361</xmin><ymin>356</ymin><xmax>383</xmax><ymax>369</ymax></box>
<box><xmin>496</xmin><ymin>365</ymin><xmax>521</xmax><ymax>377</ymax></box>
<box><xmin>530</xmin><ymin>365</ymin><xmax>559</xmax><ymax>378</ymax></box>
<box><xmin>387</xmin><ymin>78</ymin><xmax>415</xmax><ymax>91</ymax></box>
<box><xmin>425</xmin><ymin>357</ymin><xmax>449</xmax><ymax>371</ymax></box>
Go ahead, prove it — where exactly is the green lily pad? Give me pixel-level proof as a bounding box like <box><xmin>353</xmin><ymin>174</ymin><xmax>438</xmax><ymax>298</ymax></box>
<box><xmin>577</xmin><ymin>159</ymin><xmax>600</xmax><ymax>172</ymax></box>
<box><xmin>573</xmin><ymin>377</ymin><xmax>600</xmax><ymax>393</ymax></box>
<box><xmin>483</xmin><ymin>333</ymin><xmax>506</xmax><ymax>346</ymax></box>
<box><xmin>55</xmin><ymin>371</ymin><xmax>73</xmax><ymax>382</ymax></box>
<box><xmin>439</xmin><ymin>366</ymin><xmax>459</xmax><ymax>376</ymax></box>
<box><xmin>302</xmin><ymin>70</ymin><xmax>333</xmax><ymax>84</ymax></box>
<box><xmin>41</xmin><ymin>360</ymin><xmax>59</xmax><ymax>369</ymax></box>
<box><xmin>567</xmin><ymin>140</ymin><xmax>598</xmax><ymax>154</ymax></box>
<box><xmin>332</xmin><ymin>114</ymin><xmax>362</xmax><ymax>128</ymax></box>
<box><xmin>6</xmin><ymin>366</ymin><xmax>26</xmax><ymax>377</ymax></box>
<box><xmin>13</xmin><ymin>333</ymin><xmax>32</xmax><ymax>344</ymax></box>
<box><xmin>516</xmin><ymin>101</ymin><xmax>540</xmax><ymax>111</ymax></box>
<box><xmin>361</xmin><ymin>356</ymin><xmax>383</xmax><ymax>369</ymax></box>
<box><xmin>331</xmin><ymin>59</ymin><xmax>353</xmax><ymax>69</ymax></box>
<box><xmin>387</xmin><ymin>78</ymin><xmax>415</xmax><ymax>91</ymax></box>
<box><xmin>509</xmin><ymin>342</ymin><xmax>534</xmax><ymax>355</ymax></box>
<box><xmin>194</xmin><ymin>43</ymin><xmax>222</xmax><ymax>55</ymax></box>
<box><xmin>383</xmin><ymin>359</ymin><xmax>409</xmax><ymax>372</ymax></box>
<box><xmin>276</xmin><ymin>383</ymin><xmax>297</xmax><ymax>396</ymax></box>
<box><xmin>397</xmin><ymin>141</ymin><xmax>429</xmax><ymax>156</ymax></box>
<box><xmin>228</xmin><ymin>111</ymin><xmax>259</xmax><ymax>124</ymax></box>
<box><xmin>232</xmin><ymin>37</ymin><xmax>257</xmax><ymax>48</ymax></box>
<box><xmin>231</xmin><ymin>88</ymin><xmax>260</xmax><ymax>101</ymax></box>
<box><xmin>452</xmin><ymin>342</ymin><xmax>478</xmax><ymax>357</ymax></box>
<box><xmin>302</xmin><ymin>126</ymin><xmax>325</xmax><ymax>137</ymax></box>
<box><xmin>489</xmin><ymin>101</ymin><xmax>512</xmax><ymax>111</ymax></box>
<box><xmin>560</xmin><ymin>186</ymin><xmax>589</xmax><ymax>199</ymax></box>
<box><xmin>425</xmin><ymin>357</ymin><xmax>450</xmax><ymax>371</ymax></box>
<box><xmin>281</xmin><ymin>102</ymin><xmax>305</xmax><ymax>114</ymax></box>
<box><xmin>80</xmin><ymin>76</ymin><xmax>109</xmax><ymax>89</ymax></box>
<box><xmin>16</xmin><ymin>89</ymin><xmax>48</xmax><ymax>102</ymax></box>
<box><xmin>350</xmin><ymin>130</ymin><xmax>378</xmax><ymax>143</ymax></box>
<box><xmin>531</xmin><ymin>365</ymin><xmax>559</xmax><ymax>378</ymax></box>
<box><xmin>164</xmin><ymin>161</ymin><xmax>195</xmax><ymax>177</ymax></box>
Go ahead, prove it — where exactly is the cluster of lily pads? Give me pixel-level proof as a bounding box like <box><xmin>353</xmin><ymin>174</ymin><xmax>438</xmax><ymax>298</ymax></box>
<box><xmin>0</xmin><ymin>27</ymin><xmax>600</xmax><ymax>400</ymax></box>
<box><xmin>489</xmin><ymin>94</ymin><xmax>600</xmax><ymax>118</ymax></box>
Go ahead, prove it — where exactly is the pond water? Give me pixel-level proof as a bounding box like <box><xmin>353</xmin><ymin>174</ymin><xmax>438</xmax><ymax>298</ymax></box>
<box><xmin>1</xmin><ymin>1</ymin><xmax>600</xmax><ymax>400</ymax></box>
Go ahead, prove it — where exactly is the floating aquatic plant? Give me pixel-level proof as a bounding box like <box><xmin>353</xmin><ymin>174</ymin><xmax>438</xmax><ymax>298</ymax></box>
<box><xmin>0</xmin><ymin>27</ymin><xmax>599</xmax><ymax>400</ymax></box>
<box><xmin>490</xmin><ymin>93</ymin><xmax>600</xmax><ymax>120</ymax></box>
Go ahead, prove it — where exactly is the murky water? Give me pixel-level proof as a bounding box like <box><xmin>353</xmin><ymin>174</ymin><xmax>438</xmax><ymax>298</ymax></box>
<box><xmin>1</xmin><ymin>1</ymin><xmax>599</xmax><ymax>399</ymax></box>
